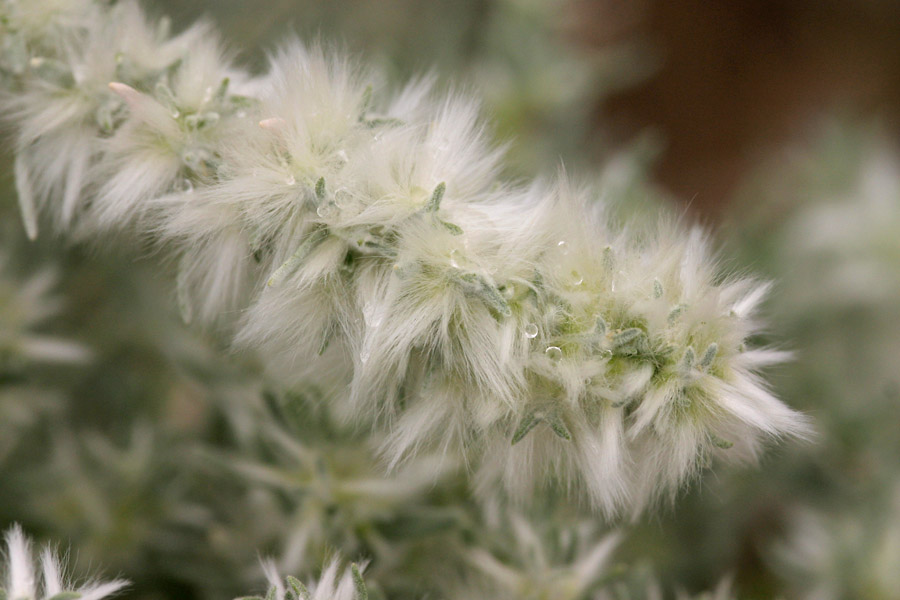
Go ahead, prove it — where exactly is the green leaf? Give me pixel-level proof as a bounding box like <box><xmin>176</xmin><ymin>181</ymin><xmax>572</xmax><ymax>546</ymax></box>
<box><xmin>185</xmin><ymin>111</ymin><xmax>220</xmax><ymax>130</ymax></box>
<box><xmin>546</xmin><ymin>412</ymin><xmax>572</xmax><ymax>441</ymax></box>
<box><xmin>710</xmin><ymin>434</ymin><xmax>733</xmax><ymax>449</ymax></box>
<box><xmin>511</xmin><ymin>412</ymin><xmax>539</xmax><ymax>444</ymax></box>
<box><xmin>315</xmin><ymin>177</ymin><xmax>326</xmax><ymax>202</ymax></box>
<box><xmin>364</xmin><ymin>116</ymin><xmax>404</xmax><ymax>128</ymax></box>
<box><xmin>267</xmin><ymin>228</ymin><xmax>329</xmax><ymax>287</ymax></box>
<box><xmin>95</xmin><ymin>101</ymin><xmax>119</xmax><ymax>133</ymax></box>
<box><xmin>229</xmin><ymin>94</ymin><xmax>257</xmax><ymax>108</ymax></box>
<box><xmin>458</xmin><ymin>272</ymin><xmax>512</xmax><ymax>317</ymax></box>
<box><xmin>351</xmin><ymin>564</ymin><xmax>368</xmax><ymax>600</ymax></box>
<box><xmin>286</xmin><ymin>577</ymin><xmax>310</xmax><ymax>600</ymax></box>
<box><xmin>667</xmin><ymin>304</ymin><xmax>687</xmax><ymax>324</ymax></box>
<box><xmin>653</xmin><ymin>278</ymin><xmax>664</xmax><ymax>299</ymax></box>
<box><xmin>681</xmin><ymin>346</ymin><xmax>695</xmax><ymax>372</ymax></box>
<box><xmin>48</xmin><ymin>592</ymin><xmax>81</xmax><ymax>600</ymax></box>
<box><xmin>426</xmin><ymin>182</ymin><xmax>446</xmax><ymax>212</ymax></box>
<box><xmin>213</xmin><ymin>77</ymin><xmax>230</xmax><ymax>104</ymax></box>
<box><xmin>439</xmin><ymin>219</ymin><xmax>463</xmax><ymax>235</ymax></box>
<box><xmin>700</xmin><ymin>343</ymin><xmax>718</xmax><ymax>369</ymax></box>
<box><xmin>612</xmin><ymin>328</ymin><xmax>642</xmax><ymax>349</ymax></box>
<box><xmin>317</xmin><ymin>322</ymin><xmax>335</xmax><ymax>356</ymax></box>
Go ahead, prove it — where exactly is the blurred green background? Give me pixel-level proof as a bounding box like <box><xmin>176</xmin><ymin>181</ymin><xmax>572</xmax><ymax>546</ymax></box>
<box><xmin>2</xmin><ymin>1</ymin><xmax>900</xmax><ymax>598</ymax></box>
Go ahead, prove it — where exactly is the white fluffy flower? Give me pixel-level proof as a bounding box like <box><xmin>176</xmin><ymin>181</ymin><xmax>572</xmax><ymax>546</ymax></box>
<box><xmin>0</xmin><ymin>0</ymin><xmax>809</xmax><ymax>516</ymax></box>
<box><xmin>261</xmin><ymin>559</ymin><xmax>369</xmax><ymax>600</ymax></box>
<box><xmin>1</xmin><ymin>525</ymin><xmax>127</xmax><ymax>600</ymax></box>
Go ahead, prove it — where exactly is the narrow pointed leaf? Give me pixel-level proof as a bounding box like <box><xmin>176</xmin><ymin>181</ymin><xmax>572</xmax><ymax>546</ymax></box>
<box><xmin>317</xmin><ymin>322</ymin><xmax>335</xmax><ymax>356</ymax></box>
<box><xmin>286</xmin><ymin>577</ymin><xmax>310</xmax><ymax>600</ymax></box>
<box><xmin>426</xmin><ymin>182</ymin><xmax>445</xmax><ymax>212</ymax></box>
<box><xmin>315</xmin><ymin>177</ymin><xmax>326</xmax><ymax>201</ymax></box>
<box><xmin>267</xmin><ymin>228</ymin><xmax>328</xmax><ymax>287</ymax></box>
<box><xmin>511</xmin><ymin>412</ymin><xmax>539</xmax><ymax>445</ymax></box>
<box><xmin>439</xmin><ymin>219</ymin><xmax>463</xmax><ymax>235</ymax></box>
<box><xmin>681</xmin><ymin>347</ymin><xmax>695</xmax><ymax>372</ymax></box>
<box><xmin>700</xmin><ymin>343</ymin><xmax>718</xmax><ymax>369</ymax></box>
<box><xmin>667</xmin><ymin>304</ymin><xmax>687</xmax><ymax>324</ymax></box>
<box><xmin>612</xmin><ymin>328</ymin><xmax>642</xmax><ymax>350</ymax></box>
<box><xmin>459</xmin><ymin>273</ymin><xmax>511</xmax><ymax>317</ymax></box>
<box><xmin>351</xmin><ymin>564</ymin><xmax>368</xmax><ymax>600</ymax></box>
<box><xmin>546</xmin><ymin>412</ymin><xmax>572</xmax><ymax>441</ymax></box>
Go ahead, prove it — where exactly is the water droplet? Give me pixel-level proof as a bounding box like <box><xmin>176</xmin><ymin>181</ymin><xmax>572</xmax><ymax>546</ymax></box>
<box><xmin>176</xmin><ymin>178</ymin><xmax>193</xmax><ymax>193</ymax></box>
<box><xmin>545</xmin><ymin>346</ymin><xmax>562</xmax><ymax>361</ymax></box>
<box><xmin>317</xmin><ymin>203</ymin><xmax>337</xmax><ymax>219</ymax></box>
<box><xmin>557</xmin><ymin>240</ymin><xmax>569</xmax><ymax>255</ymax></box>
<box><xmin>523</xmin><ymin>323</ymin><xmax>539</xmax><ymax>338</ymax></box>
<box><xmin>570</xmin><ymin>270</ymin><xmax>583</xmax><ymax>286</ymax></box>
<box><xmin>284</xmin><ymin>174</ymin><xmax>296</xmax><ymax>186</ymax></box>
<box><xmin>337</xmin><ymin>149</ymin><xmax>349</xmax><ymax>163</ymax></box>
<box><xmin>502</xmin><ymin>284</ymin><xmax>516</xmax><ymax>299</ymax></box>
<box><xmin>583</xmin><ymin>377</ymin><xmax>593</xmax><ymax>386</ymax></box>
<box><xmin>599</xmin><ymin>349</ymin><xmax>612</xmax><ymax>360</ymax></box>
<box><xmin>360</xmin><ymin>349</ymin><xmax>370</xmax><ymax>364</ymax></box>
<box><xmin>169</xmin><ymin>108</ymin><xmax>180</xmax><ymax>119</ymax></box>
<box><xmin>333</xmin><ymin>187</ymin><xmax>351</xmax><ymax>208</ymax></box>
<box><xmin>449</xmin><ymin>249</ymin><xmax>461</xmax><ymax>269</ymax></box>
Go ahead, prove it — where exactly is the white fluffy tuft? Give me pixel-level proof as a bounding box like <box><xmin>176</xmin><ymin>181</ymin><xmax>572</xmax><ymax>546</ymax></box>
<box><xmin>0</xmin><ymin>0</ymin><xmax>809</xmax><ymax>516</ymax></box>
<box><xmin>1</xmin><ymin>525</ymin><xmax>127</xmax><ymax>600</ymax></box>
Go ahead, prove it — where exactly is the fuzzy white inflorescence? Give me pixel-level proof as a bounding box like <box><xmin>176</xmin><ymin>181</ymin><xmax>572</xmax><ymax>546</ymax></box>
<box><xmin>0</xmin><ymin>0</ymin><xmax>809</xmax><ymax>516</ymax></box>
<box><xmin>0</xmin><ymin>525</ymin><xmax>128</xmax><ymax>600</ymax></box>
<box><xmin>261</xmin><ymin>559</ymin><xmax>370</xmax><ymax>600</ymax></box>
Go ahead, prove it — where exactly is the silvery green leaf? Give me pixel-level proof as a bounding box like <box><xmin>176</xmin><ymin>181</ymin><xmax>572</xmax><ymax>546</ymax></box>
<box><xmin>351</xmin><ymin>564</ymin><xmax>368</xmax><ymax>600</ymax></box>
<box><xmin>511</xmin><ymin>411</ymin><xmax>540</xmax><ymax>445</ymax></box>
<box><xmin>267</xmin><ymin>228</ymin><xmax>329</xmax><ymax>287</ymax></box>
<box><xmin>426</xmin><ymin>181</ymin><xmax>446</xmax><ymax>212</ymax></box>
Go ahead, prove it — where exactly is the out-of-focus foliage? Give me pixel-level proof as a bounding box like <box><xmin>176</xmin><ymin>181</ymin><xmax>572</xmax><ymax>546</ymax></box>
<box><xmin>615</xmin><ymin>123</ymin><xmax>900</xmax><ymax>598</ymax></box>
<box><xmin>1</xmin><ymin>0</ymin><xmax>899</xmax><ymax>599</ymax></box>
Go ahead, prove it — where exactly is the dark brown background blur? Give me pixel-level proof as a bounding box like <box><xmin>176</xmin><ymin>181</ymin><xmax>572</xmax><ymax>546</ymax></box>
<box><xmin>574</xmin><ymin>0</ymin><xmax>900</xmax><ymax>215</ymax></box>
<box><xmin>155</xmin><ymin>0</ymin><xmax>900</xmax><ymax>218</ymax></box>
